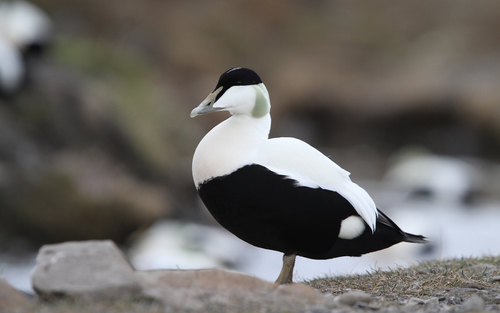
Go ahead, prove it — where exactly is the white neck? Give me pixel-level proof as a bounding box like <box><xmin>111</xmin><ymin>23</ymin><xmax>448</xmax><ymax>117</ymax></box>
<box><xmin>192</xmin><ymin>113</ymin><xmax>271</xmax><ymax>186</ymax></box>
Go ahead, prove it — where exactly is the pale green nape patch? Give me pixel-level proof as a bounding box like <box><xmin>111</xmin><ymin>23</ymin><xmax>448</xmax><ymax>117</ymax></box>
<box><xmin>251</xmin><ymin>84</ymin><xmax>270</xmax><ymax>118</ymax></box>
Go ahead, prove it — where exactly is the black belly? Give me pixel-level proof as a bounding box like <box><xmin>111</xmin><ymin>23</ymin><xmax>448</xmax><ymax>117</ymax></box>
<box><xmin>197</xmin><ymin>164</ymin><xmax>358</xmax><ymax>259</ymax></box>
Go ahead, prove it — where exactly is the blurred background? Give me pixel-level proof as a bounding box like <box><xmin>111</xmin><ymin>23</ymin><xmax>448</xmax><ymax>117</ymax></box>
<box><xmin>1</xmin><ymin>0</ymin><xmax>500</xmax><ymax>292</ymax></box>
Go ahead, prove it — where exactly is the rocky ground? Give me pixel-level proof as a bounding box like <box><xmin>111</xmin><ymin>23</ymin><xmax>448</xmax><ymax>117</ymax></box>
<box><xmin>0</xmin><ymin>240</ymin><xmax>498</xmax><ymax>313</ymax></box>
<box><xmin>307</xmin><ymin>256</ymin><xmax>500</xmax><ymax>313</ymax></box>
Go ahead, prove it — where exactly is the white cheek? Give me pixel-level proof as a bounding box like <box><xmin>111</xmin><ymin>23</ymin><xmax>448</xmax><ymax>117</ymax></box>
<box><xmin>214</xmin><ymin>86</ymin><xmax>256</xmax><ymax>113</ymax></box>
<box><xmin>338</xmin><ymin>215</ymin><xmax>366</xmax><ymax>240</ymax></box>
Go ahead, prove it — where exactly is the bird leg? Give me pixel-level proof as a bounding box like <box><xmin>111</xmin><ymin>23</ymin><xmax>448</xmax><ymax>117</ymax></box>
<box><xmin>275</xmin><ymin>253</ymin><xmax>296</xmax><ymax>284</ymax></box>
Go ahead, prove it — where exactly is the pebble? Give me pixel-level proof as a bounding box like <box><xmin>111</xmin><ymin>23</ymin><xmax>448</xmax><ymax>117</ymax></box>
<box><xmin>491</xmin><ymin>276</ymin><xmax>500</xmax><ymax>282</ymax></box>
<box><xmin>461</xmin><ymin>295</ymin><xmax>485</xmax><ymax>312</ymax></box>
<box><xmin>448</xmin><ymin>296</ymin><xmax>462</xmax><ymax>305</ymax></box>
<box><xmin>406</xmin><ymin>297</ymin><xmax>425</xmax><ymax>306</ymax></box>
<box><xmin>354</xmin><ymin>302</ymin><xmax>380</xmax><ymax>310</ymax></box>
<box><xmin>425</xmin><ymin>297</ymin><xmax>440</xmax><ymax>305</ymax></box>
<box><xmin>493</xmin><ymin>295</ymin><xmax>500</xmax><ymax>305</ymax></box>
<box><xmin>337</xmin><ymin>290</ymin><xmax>371</xmax><ymax>306</ymax></box>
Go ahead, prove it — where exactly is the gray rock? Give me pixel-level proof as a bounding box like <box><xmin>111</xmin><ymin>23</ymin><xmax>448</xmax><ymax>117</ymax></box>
<box><xmin>337</xmin><ymin>290</ymin><xmax>371</xmax><ymax>306</ymax></box>
<box><xmin>448</xmin><ymin>296</ymin><xmax>463</xmax><ymax>305</ymax></box>
<box><xmin>491</xmin><ymin>276</ymin><xmax>500</xmax><ymax>282</ymax></box>
<box><xmin>492</xmin><ymin>295</ymin><xmax>500</xmax><ymax>305</ymax></box>
<box><xmin>406</xmin><ymin>297</ymin><xmax>425</xmax><ymax>306</ymax></box>
<box><xmin>136</xmin><ymin>268</ymin><xmax>329</xmax><ymax>312</ymax></box>
<box><xmin>31</xmin><ymin>240</ymin><xmax>141</xmax><ymax>301</ymax></box>
<box><xmin>425</xmin><ymin>297</ymin><xmax>440</xmax><ymax>305</ymax></box>
<box><xmin>305</xmin><ymin>305</ymin><xmax>331</xmax><ymax>313</ymax></box>
<box><xmin>354</xmin><ymin>302</ymin><xmax>381</xmax><ymax>310</ymax></box>
<box><xmin>461</xmin><ymin>295</ymin><xmax>485</xmax><ymax>312</ymax></box>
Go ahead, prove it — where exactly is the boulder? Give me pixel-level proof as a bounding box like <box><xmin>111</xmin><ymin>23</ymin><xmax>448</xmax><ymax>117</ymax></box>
<box><xmin>136</xmin><ymin>268</ymin><xmax>330</xmax><ymax>312</ymax></box>
<box><xmin>30</xmin><ymin>240</ymin><xmax>333</xmax><ymax>311</ymax></box>
<box><xmin>461</xmin><ymin>295</ymin><xmax>485</xmax><ymax>313</ymax></box>
<box><xmin>31</xmin><ymin>240</ymin><xmax>141</xmax><ymax>301</ymax></box>
<box><xmin>0</xmin><ymin>277</ymin><xmax>32</xmax><ymax>312</ymax></box>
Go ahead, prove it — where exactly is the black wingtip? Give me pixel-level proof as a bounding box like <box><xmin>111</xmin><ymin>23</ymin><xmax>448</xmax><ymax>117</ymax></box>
<box><xmin>403</xmin><ymin>233</ymin><xmax>429</xmax><ymax>244</ymax></box>
<box><xmin>376</xmin><ymin>210</ymin><xmax>429</xmax><ymax>245</ymax></box>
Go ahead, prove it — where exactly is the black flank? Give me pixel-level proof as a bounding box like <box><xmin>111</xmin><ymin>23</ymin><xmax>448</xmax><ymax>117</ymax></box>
<box><xmin>197</xmin><ymin>164</ymin><xmax>427</xmax><ymax>260</ymax></box>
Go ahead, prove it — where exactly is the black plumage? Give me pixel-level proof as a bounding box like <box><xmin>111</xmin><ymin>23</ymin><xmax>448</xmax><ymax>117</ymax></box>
<box><xmin>198</xmin><ymin>164</ymin><xmax>425</xmax><ymax>260</ymax></box>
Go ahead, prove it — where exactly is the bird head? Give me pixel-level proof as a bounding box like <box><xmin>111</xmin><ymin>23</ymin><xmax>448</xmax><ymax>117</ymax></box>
<box><xmin>191</xmin><ymin>67</ymin><xmax>270</xmax><ymax>118</ymax></box>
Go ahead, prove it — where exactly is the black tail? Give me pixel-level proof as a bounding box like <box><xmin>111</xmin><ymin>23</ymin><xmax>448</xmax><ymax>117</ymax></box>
<box><xmin>377</xmin><ymin>210</ymin><xmax>428</xmax><ymax>244</ymax></box>
<box><xmin>328</xmin><ymin>209</ymin><xmax>428</xmax><ymax>258</ymax></box>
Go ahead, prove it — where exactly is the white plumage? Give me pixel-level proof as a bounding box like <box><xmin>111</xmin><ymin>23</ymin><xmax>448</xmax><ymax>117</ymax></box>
<box><xmin>0</xmin><ymin>36</ymin><xmax>24</xmax><ymax>93</ymax></box>
<box><xmin>0</xmin><ymin>0</ymin><xmax>52</xmax><ymax>49</ymax></box>
<box><xmin>0</xmin><ymin>0</ymin><xmax>52</xmax><ymax>95</ymax></box>
<box><xmin>192</xmin><ymin>80</ymin><xmax>378</xmax><ymax>231</ymax></box>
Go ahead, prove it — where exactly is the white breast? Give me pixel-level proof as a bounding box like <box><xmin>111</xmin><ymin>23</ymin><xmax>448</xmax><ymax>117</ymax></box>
<box><xmin>192</xmin><ymin>113</ymin><xmax>271</xmax><ymax>187</ymax></box>
<box><xmin>192</xmin><ymin>113</ymin><xmax>378</xmax><ymax>231</ymax></box>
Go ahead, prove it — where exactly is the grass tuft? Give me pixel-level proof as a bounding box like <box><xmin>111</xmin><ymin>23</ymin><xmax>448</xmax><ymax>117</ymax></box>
<box><xmin>305</xmin><ymin>256</ymin><xmax>500</xmax><ymax>305</ymax></box>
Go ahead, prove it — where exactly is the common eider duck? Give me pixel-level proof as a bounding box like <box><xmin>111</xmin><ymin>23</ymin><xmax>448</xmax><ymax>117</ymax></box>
<box><xmin>191</xmin><ymin>67</ymin><xmax>427</xmax><ymax>284</ymax></box>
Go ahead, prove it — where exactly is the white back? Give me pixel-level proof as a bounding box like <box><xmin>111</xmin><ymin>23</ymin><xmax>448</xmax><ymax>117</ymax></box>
<box><xmin>255</xmin><ymin>137</ymin><xmax>378</xmax><ymax>231</ymax></box>
<box><xmin>192</xmin><ymin>80</ymin><xmax>378</xmax><ymax>232</ymax></box>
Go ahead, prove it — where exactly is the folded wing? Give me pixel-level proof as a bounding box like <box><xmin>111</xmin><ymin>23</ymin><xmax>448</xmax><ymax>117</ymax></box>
<box><xmin>255</xmin><ymin>137</ymin><xmax>378</xmax><ymax>231</ymax></box>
